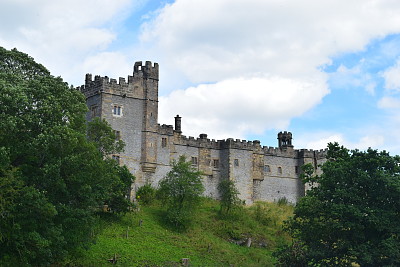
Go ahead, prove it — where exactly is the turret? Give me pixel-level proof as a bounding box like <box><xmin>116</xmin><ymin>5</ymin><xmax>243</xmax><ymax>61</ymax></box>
<box><xmin>278</xmin><ymin>131</ymin><xmax>293</xmax><ymax>148</ymax></box>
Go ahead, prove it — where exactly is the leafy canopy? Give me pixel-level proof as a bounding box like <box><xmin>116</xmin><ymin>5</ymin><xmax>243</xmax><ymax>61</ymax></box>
<box><xmin>158</xmin><ymin>156</ymin><xmax>204</xmax><ymax>230</ymax></box>
<box><xmin>0</xmin><ymin>47</ymin><xmax>133</xmax><ymax>265</ymax></box>
<box><xmin>276</xmin><ymin>142</ymin><xmax>400</xmax><ymax>266</ymax></box>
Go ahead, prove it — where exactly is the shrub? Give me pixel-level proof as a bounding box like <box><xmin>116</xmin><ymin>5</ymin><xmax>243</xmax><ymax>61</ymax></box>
<box><xmin>158</xmin><ymin>156</ymin><xmax>204</xmax><ymax>230</ymax></box>
<box><xmin>218</xmin><ymin>179</ymin><xmax>242</xmax><ymax>218</ymax></box>
<box><xmin>136</xmin><ymin>184</ymin><xmax>156</xmax><ymax>205</ymax></box>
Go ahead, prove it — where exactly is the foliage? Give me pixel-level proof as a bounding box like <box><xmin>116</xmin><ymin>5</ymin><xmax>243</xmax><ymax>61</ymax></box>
<box><xmin>276</xmin><ymin>142</ymin><xmax>400</xmax><ymax>266</ymax></box>
<box><xmin>87</xmin><ymin>117</ymin><xmax>124</xmax><ymax>156</ymax></box>
<box><xmin>217</xmin><ymin>179</ymin><xmax>242</xmax><ymax>217</ymax></box>
<box><xmin>0</xmin><ymin>47</ymin><xmax>132</xmax><ymax>265</ymax></box>
<box><xmin>158</xmin><ymin>156</ymin><xmax>204</xmax><ymax>230</ymax></box>
<box><xmin>136</xmin><ymin>184</ymin><xmax>156</xmax><ymax>205</ymax></box>
<box><xmin>104</xmin><ymin>163</ymin><xmax>135</xmax><ymax>213</ymax></box>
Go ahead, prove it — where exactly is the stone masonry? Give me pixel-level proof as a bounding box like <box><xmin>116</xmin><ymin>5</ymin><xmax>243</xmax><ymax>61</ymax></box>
<box><xmin>78</xmin><ymin>61</ymin><xmax>327</xmax><ymax>204</ymax></box>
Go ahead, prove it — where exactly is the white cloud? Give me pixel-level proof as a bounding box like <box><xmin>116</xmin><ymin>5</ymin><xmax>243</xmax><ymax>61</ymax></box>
<box><xmin>159</xmin><ymin>75</ymin><xmax>328</xmax><ymax>139</ymax></box>
<box><xmin>328</xmin><ymin>64</ymin><xmax>377</xmax><ymax>95</ymax></box>
<box><xmin>378</xmin><ymin>96</ymin><xmax>400</xmax><ymax>109</ymax></box>
<box><xmin>0</xmin><ymin>0</ymin><xmax>138</xmax><ymax>85</ymax></box>
<box><xmin>80</xmin><ymin>52</ymin><xmax>132</xmax><ymax>82</ymax></box>
<box><xmin>382</xmin><ymin>58</ymin><xmax>400</xmax><ymax>91</ymax></box>
<box><xmin>297</xmin><ymin>132</ymin><xmax>385</xmax><ymax>152</ymax></box>
<box><xmin>144</xmin><ymin>0</ymin><xmax>400</xmax><ymax>140</ymax></box>
<box><xmin>142</xmin><ymin>0</ymin><xmax>400</xmax><ymax>84</ymax></box>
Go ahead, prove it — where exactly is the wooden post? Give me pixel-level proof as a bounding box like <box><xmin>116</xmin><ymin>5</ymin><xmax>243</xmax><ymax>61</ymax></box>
<box><xmin>181</xmin><ymin>258</ymin><xmax>190</xmax><ymax>266</ymax></box>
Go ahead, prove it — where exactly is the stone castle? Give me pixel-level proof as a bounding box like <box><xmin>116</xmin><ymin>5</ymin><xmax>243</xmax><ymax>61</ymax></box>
<box><xmin>78</xmin><ymin>61</ymin><xmax>327</xmax><ymax>204</ymax></box>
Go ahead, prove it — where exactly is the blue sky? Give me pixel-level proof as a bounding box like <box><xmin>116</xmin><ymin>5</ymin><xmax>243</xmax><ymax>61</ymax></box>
<box><xmin>2</xmin><ymin>0</ymin><xmax>400</xmax><ymax>154</ymax></box>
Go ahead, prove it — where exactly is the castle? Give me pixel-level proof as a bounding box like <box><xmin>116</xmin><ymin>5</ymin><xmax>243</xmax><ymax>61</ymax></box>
<box><xmin>78</xmin><ymin>61</ymin><xmax>327</xmax><ymax>204</ymax></box>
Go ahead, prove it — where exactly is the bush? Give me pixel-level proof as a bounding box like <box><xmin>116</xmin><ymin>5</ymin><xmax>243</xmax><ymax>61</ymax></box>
<box><xmin>218</xmin><ymin>179</ymin><xmax>242</xmax><ymax>218</ymax></box>
<box><xmin>158</xmin><ymin>156</ymin><xmax>204</xmax><ymax>230</ymax></box>
<box><xmin>136</xmin><ymin>184</ymin><xmax>156</xmax><ymax>205</ymax></box>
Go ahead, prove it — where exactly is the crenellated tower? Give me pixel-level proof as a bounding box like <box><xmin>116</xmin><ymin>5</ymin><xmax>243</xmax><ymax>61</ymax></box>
<box><xmin>135</xmin><ymin>61</ymin><xmax>159</xmax><ymax>176</ymax></box>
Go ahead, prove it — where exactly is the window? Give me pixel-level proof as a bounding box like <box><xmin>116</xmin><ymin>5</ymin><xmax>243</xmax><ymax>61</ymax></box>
<box><xmin>114</xmin><ymin>130</ymin><xmax>121</xmax><ymax>140</ymax></box>
<box><xmin>90</xmin><ymin>105</ymin><xmax>98</xmax><ymax>117</ymax></box>
<box><xmin>113</xmin><ymin>105</ymin><xmax>122</xmax><ymax>116</ymax></box>
<box><xmin>264</xmin><ymin>165</ymin><xmax>271</xmax><ymax>172</ymax></box>
<box><xmin>191</xmin><ymin>156</ymin><xmax>198</xmax><ymax>165</ymax></box>
<box><xmin>112</xmin><ymin>155</ymin><xmax>120</xmax><ymax>164</ymax></box>
<box><xmin>213</xmin><ymin>159</ymin><xmax>219</xmax><ymax>168</ymax></box>
<box><xmin>234</xmin><ymin>159</ymin><xmax>239</xmax><ymax>167</ymax></box>
<box><xmin>161</xmin><ymin>137</ymin><xmax>167</xmax><ymax>148</ymax></box>
<box><xmin>295</xmin><ymin>166</ymin><xmax>299</xmax><ymax>174</ymax></box>
<box><xmin>278</xmin><ymin>167</ymin><xmax>282</xmax><ymax>174</ymax></box>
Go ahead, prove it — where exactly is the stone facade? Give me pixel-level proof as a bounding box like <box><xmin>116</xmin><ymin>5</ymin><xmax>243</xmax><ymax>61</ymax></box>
<box><xmin>78</xmin><ymin>61</ymin><xmax>327</xmax><ymax>204</ymax></box>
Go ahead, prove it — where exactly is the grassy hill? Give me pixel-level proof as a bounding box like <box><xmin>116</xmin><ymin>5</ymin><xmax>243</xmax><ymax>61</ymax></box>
<box><xmin>70</xmin><ymin>199</ymin><xmax>293</xmax><ymax>266</ymax></box>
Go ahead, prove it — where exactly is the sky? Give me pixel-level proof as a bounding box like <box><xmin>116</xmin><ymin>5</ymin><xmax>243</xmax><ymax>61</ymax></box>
<box><xmin>2</xmin><ymin>0</ymin><xmax>400</xmax><ymax>154</ymax></box>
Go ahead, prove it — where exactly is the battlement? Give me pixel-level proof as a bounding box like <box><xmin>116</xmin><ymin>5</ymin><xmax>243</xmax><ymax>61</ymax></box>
<box><xmin>158</xmin><ymin>124</ymin><xmax>174</xmax><ymax>135</ymax></box>
<box><xmin>133</xmin><ymin>61</ymin><xmax>159</xmax><ymax>80</ymax></box>
<box><xmin>298</xmin><ymin>148</ymin><xmax>328</xmax><ymax>159</ymax></box>
<box><xmin>173</xmin><ymin>132</ymin><xmax>325</xmax><ymax>158</ymax></box>
<box><xmin>77</xmin><ymin>61</ymin><xmax>158</xmax><ymax>99</ymax></box>
<box><xmin>177</xmin><ymin>134</ymin><xmax>221</xmax><ymax>149</ymax></box>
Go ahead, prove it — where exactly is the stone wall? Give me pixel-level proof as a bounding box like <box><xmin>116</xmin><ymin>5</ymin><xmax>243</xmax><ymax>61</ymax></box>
<box><xmin>78</xmin><ymin>61</ymin><xmax>328</xmax><ymax>204</ymax></box>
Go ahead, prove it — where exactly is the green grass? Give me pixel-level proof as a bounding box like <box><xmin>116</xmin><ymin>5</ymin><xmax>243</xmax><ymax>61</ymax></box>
<box><xmin>71</xmin><ymin>199</ymin><xmax>293</xmax><ymax>266</ymax></box>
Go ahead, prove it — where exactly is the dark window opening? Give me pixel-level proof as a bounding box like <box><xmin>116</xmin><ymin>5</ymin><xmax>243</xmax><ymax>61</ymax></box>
<box><xmin>234</xmin><ymin>159</ymin><xmax>239</xmax><ymax>166</ymax></box>
<box><xmin>161</xmin><ymin>137</ymin><xmax>167</xmax><ymax>148</ymax></box>
<box><xmin>213</xmin><ymin>159</ymin><xmax>219</xmax><ymax>168</ymax></box>
<box><xmin>114</xmin><ymin>130</ymin><xmax>121</xmax><ymax>140</ymax></box>
<box><xmin>113</xmin><ymin>105</ymin><xmax>121</xmax><ymax>116</ymax></box>
<box><xmin>264</xmin><ymin>165</ymin><xmax>271</xmax><ymax>172</ymax></box>
<box><xmin>90</xmin><ymin>105</ymin><xmax>98</xmax><ymax>117</ymax></box>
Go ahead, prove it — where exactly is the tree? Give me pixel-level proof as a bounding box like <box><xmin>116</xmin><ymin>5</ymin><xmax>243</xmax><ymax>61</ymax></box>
<box><xmin>87</xmin><ymin>117</ymin><xmax>124</xmax><ymax>156</ymax></box>
<box><xmin>158</xmin><ymin>156</ymin><xmax>204</xmax><ymax>230</ymax></box>
<box><xmin>218</xmin><ymin>179</ymin><xmax>242</xmax><ymax>217</ymax></box>
<box><xmin>275</xmin><ymin>143</ymin><xmax>400</xmax><ymax>266</ymax></box>
<box><xmin>0</xmin><ymin>47</ymin><xmax>132</xmax><ymax>265</ymax></box>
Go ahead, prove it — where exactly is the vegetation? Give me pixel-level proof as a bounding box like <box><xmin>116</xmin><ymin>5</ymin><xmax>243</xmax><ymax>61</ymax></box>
<box><xmin>218</xmin><ymin>179</ymin><xmax>243</xmax><ymax>217</ymax></box>
<box><xmin>0</xmin><ymin>47</ymin><xmax>133</xmax><ymax>265</ymax></box>
<box><xmin>276</xmin><ymin>143</ymin><xmax>400</xmax><ymax>266</ymax></box>
<box><xmin>158</xmin><ymin>156</ymin><xmax>205</xmax><ymax>230</ymax></box>
<box><xmin>136</xmin><ymin>184</ymin><xmax>156</xmax><ymax>205</ymax></box>
<box><xmin>70</xmin><ymin>198</ymin><xmax>293</xmax><ymax>266</ymax></box>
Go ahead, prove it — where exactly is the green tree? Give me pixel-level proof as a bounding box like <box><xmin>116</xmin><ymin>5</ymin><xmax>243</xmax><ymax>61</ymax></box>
<box><xmin>136</xmin><ymin>184</ymin><xmax>156</xmax><ymax>205</ymax></box>
<box><xmin>158</xmin><ymin>156</ymin><xmax>204</xmax><ymax>230</ymax></box>
<box><xmin>0</xmin><ymin>47</ymin><xmax>132</xmax><ymax>265</ymax></box>
<box><xmin>87</xmin><ymin>117</ymin><xmax>124</xmax><ymax>156</ymax></box>
<box><xmin>218</xmin><ymin>179</ymin><xmax>242</xmax><ymax>217</ymax></box>
<box><xmin>275</xmin><ymin>143</ymin><xmax>400</xmax><ymax>266</ymax></box>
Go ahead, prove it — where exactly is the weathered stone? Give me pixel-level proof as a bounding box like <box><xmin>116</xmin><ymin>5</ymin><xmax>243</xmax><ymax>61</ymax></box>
<box><xmin>78</xmin><ymin>62</ymin><xmax>327</xmax><ymax>204</ymax></box>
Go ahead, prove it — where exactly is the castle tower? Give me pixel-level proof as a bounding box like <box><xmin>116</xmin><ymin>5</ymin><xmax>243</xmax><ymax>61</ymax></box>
<box><xmin>78</xmin><ymin>61</ymin><xmax>159</xmax><ymax>186</ymax></box>
<box><xmin>135</xmin><ymin>61</ymin><xmax>159</xmax><ymax>176</ymax></box>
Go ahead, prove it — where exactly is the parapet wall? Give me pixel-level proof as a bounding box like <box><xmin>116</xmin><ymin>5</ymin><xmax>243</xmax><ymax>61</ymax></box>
<box><xmin>77</xmin><ymin>61</ymin><xmax>159</xmax><ymax>99</ymax></box>
<box><xmin>171</xmin><ymin>132</ymin><xmax>328</xmax><ymax>158</ymax></box>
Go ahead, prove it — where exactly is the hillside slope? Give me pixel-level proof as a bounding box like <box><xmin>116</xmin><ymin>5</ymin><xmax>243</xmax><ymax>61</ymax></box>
<box><xmin>71</xmin><ymin>199</ymin><xmax>293</xmax><ymax>266</ymax></box>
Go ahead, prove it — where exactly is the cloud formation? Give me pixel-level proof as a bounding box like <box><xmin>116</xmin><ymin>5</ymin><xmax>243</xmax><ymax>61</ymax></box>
<box><xmin>382</xmin><ymin>58</ymin><xmax>400</xmax><ymax>91</ymax></box>
<box><xmin>143</xmin><ymin>0</ymin><xmax>400</xmax><ymax>140</ymax></box>
<box><xmin>159</xmin><ymin>75</ymin><xmax>328</xmax><ymax>139</ymax></box>
<box><xmin>0</xmin><ymin>0</ymin><xmax>135</xmax><ymax>85</ymax></box>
